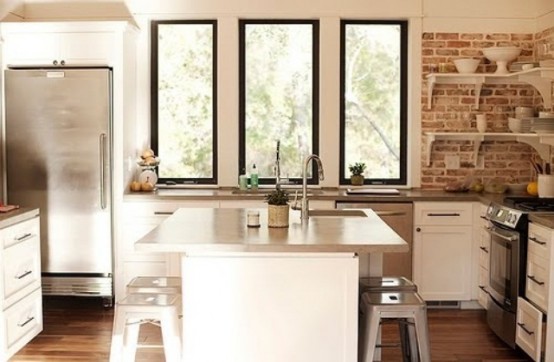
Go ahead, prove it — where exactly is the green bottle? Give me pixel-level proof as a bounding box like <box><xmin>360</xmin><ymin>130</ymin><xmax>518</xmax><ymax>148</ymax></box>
<box><xmin>251</xmin><ymin>164</ymin><xmax>259</xmax><ymax>190</ymax></box>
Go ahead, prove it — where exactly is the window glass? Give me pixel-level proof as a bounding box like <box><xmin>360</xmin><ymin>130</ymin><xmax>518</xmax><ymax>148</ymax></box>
<box><xmin>340</xmin><ymin>21</ymin><xmax>407</xmax><ymax>185</ymax></box>
<box><xmin>151</xmin><ymin>20</ymin><xmax>217</xmax><ymax>183</ymax></box>
<box><xmin>239</xmin><ymin>20</ymin><xmax>319</xmax><ymax>183</ymax></box>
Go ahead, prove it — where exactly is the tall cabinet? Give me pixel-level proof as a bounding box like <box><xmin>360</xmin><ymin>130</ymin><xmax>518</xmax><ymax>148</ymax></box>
<box><xmin>1</xmin><ymin>21</ymin><xmax>138</xmax><ymax>303</ymax></box>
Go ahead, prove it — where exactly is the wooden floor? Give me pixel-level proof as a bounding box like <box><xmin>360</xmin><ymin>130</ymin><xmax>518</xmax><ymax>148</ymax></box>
<box><xmin>11</xmin><ymin>297</ymin><xmax>532</xmax><ymax>361</ymax></box>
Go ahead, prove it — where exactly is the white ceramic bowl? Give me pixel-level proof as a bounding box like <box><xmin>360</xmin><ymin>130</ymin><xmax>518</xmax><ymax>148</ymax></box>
<box><xmin>508</xmin><ymin>117</ymin><xmax>522</xmax><ymax>133</ymax></box>
<box><xmin>482</xmin><ymin>46</ymin><xmax>522</xmax><ymax>74</ymax></box>
<box><xmin>453</xmin><ymin>58</ymin><xmax>480</xmax><ymax>74</ymax></box>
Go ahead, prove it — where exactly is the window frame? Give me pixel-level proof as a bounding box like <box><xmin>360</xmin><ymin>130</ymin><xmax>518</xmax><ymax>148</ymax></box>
<box><xmin>238</xmin><ymin>19</ymin><xmax>320</xmax><ymax>185</ymax></box>
<box><xmin>339</xmin><ymin>19</ymin><xmax>408</xmax><ymax>186</ymax></box>
<box><xmin>150</xmin><ymin>19</ymin><xmax>218</xmax><ymax>185</ymax></box>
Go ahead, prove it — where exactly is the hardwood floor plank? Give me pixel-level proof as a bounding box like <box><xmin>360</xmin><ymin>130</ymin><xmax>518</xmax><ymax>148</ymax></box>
<box><xmin>11</xmin><ymin>297</ymin><xmax>532</xmax><ymax>361</ymax></box>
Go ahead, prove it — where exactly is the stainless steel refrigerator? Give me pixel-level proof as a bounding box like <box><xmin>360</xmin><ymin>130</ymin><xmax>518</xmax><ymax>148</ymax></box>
<box><xmin>4</xmin><ymin>68</ymin><xmax>113</xmax><ymax>305</ymax></box>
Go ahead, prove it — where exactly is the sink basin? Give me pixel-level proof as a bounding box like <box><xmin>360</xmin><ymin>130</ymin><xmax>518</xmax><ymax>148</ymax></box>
<box><xmin>231</xmin><ymin>189</ymin><xmax>323</xmax><ymax>196</ymax></box>
<box><xmin>308</xmin><ymin>209</ymin><xmax>367</xmax><ymax>218</ymax></box>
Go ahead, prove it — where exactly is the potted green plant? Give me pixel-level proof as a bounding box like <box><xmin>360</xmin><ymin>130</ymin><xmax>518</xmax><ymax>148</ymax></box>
<box><xmin>349</xmin><ymin>162</ymin><xmax>367</xmax><ymax>186</ymax></box>
<box><xmin>265</xmin><ymin>188</ymin><xmax>290</xmax><ymax>228</ymax></box>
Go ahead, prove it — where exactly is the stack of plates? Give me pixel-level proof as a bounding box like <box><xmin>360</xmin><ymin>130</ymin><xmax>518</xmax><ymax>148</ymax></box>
<box><xmin>531</xmin><ymin>117</ymin><xmax>554</xmax><ymax>134</ymax></box>
<box><xmin>508</xmin><ymin>117</ymin><xmax>532</xmax><ymax>133</ymax></box>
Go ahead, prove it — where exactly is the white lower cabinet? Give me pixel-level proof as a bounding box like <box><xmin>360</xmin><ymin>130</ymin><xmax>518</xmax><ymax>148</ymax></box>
<box><xmin>0</xmin><ymin>212</ymin><xmax>42</xmax><ymax>360</ymax></box>
<box><xmin>517</xmin><ymin>297</ymin><xmax>545</xmax><ymax>361</ymax></box>
<box><xmin>477</xmin><ymin>204</ymin><xmax>491</xmax><ymax>309</ymax></box>
<box><xmin>413</xmin><ymin>202</ymin><xmax>473</xmax><ymax>301</ymax></box>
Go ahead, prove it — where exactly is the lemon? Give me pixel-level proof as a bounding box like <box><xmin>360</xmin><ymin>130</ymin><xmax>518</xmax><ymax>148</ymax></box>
<box><xmin>527</xmin><ymin>181</ymin><xmax>538</xmax><ymax>196</ymax></box>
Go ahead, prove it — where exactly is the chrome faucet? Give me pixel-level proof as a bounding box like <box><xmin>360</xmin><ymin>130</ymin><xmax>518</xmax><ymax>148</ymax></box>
<box><xmin>275</xmin><ymin>140</ymin><xmax>281</xmax><ymax>189</ymax></box>
<box><xmin>293</xmin><ymin>154</ymin><xmax>324</xmax><ymax>220</ymax></box>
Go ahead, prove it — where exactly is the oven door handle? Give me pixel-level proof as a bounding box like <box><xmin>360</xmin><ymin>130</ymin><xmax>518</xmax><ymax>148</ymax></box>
<box><xmin>484</xmin><ymin>227</ymin><xmax>517</xmax><ymax>242</ymax></box>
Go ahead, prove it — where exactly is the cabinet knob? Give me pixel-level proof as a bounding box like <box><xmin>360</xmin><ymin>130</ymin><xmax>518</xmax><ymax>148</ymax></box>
<box><xmin>53</xmin><ymin>60</ymin><xmax>58</xmax><ymax>66</ymax></box>
<box><xmin>416</xmin><ymin>227</ymin><xmax>421</xmax><ymax>232</ymax></box>
<box><xmin>60</xmin><ymin>60</ymin><xmax>65</xmax><ymax>66</ymax></box>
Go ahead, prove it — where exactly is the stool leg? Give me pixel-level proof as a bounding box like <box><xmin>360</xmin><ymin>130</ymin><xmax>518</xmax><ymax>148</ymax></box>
<box><xmin>109</xmin><ymin>306</ymin><xmax>126</xmax><ymax>362</ymax></box>
<box><xmin>123</xmin><ymin>317</ymin><xmax>141</xmax><ymax>362</ymax></box>
<box><xmin>406</xmin><ymin>320</ymin><xmax>419</xmax><ymax>362</ymax></box>
<box><xmin>398</xmin><ymin>319</ymin><xmax>411</xmax><ymax>362</ymax></box>
<box><xmin>413</xmin><ymin>308</ymin><xmax>431</xmax><ymax>362</ymax></box>
<box><xmin>362</xmin><ymin>311</ymin><xmax>381</xmax><ymax>362</ymax></box>
<box><xmin>160</xmin><ymin>308</ymin><xmax>182</xmax><ymax>362</ymax></box>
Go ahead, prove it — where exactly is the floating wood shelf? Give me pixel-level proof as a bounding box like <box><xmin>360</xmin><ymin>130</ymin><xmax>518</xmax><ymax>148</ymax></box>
<box><xmin>426</xmin><ymin>67</ymin><xmax>554</xmax><ymax>110</ymax></box>
<box><xmin>424</xmin><ymin>132</ymin><xmax>554</xmax><ymax>166</ymax></box>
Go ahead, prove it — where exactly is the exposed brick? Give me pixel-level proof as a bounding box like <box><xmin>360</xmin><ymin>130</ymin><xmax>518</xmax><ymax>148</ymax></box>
<box><xmin>436</xmin><ymin>33</ymin><xmax>459</xmax><ymax>40</ymax></box>
<box><xmin>473</xmin><ymin>41</ymin><xmax>496</xmax><ymax>48</ymax></box>
<box><xmin>461</xmin><ymin>34</ymin><xmax>483</xmax><ymax>40</ymax></box>
<box><xmin>494</xmin><ymin>89</ymin><xmax>518</xmax><ymax>96</ymax></box>
<box><xmin>511</xmin><ymin>34</ymin><xmax>533</xmax><ymax>41</ymax></box>
<box><xmin>422</xmin><ymin>32</ymin><xmax>434</xmax><ymax>40</ymax></box>
<box><xmin>447</xmin><ymin>41</ymin><xmax>471</xmax><ymax>48</ymax></box>
<box><xmin>486</xmin><ymin>34</ymin><xmax>510</xmax><ymax>41</ymax></box>
<box><xmin>436</xmin><ymin>49</ymin><xmax>459</xmax><ymax>56</ymax></box>
<box><xmin>485</xmin><ymin>98</ymin><xmax>510</xmax><ymax>105</ymax></box>
<box><xmin>422</xmin><ymin>41</ymin><xmax>446</xmax><ymax>48</ymax></box>
<box><xmin>422</xmin><ymin>49</ymin><xmax>434</xmax><ymax>56</ymax></box>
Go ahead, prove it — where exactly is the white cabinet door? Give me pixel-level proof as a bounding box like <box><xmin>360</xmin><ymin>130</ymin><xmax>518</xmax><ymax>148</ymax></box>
<box><xmin>414</xmin><ymin>202</ymin><xmax>474</xmax><ymax>301</ymax></box>
<box><xmin>413</xmin><ymin>225</ymin><xmax>473</xmax><ymax>300</ymax></box>
<box><xmin>3</xmin><ymin>29</ymin><xmax>114</xmax><ymax>66</ymax></box>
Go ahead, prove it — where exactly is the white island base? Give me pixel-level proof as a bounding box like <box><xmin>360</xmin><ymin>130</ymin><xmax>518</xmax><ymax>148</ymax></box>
<box><xmin>180</xmin><ymin>252</ymin><xmax>359</xmax><ymax>362</ymax></box>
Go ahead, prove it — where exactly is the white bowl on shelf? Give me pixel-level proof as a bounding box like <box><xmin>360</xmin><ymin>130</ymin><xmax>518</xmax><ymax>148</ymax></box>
<box><xmin>482</xmin><ymin>46</ymin><xmax>521</xmax><ymax>74</ymax></box>
<box><xmin>453</xmin><ymin>58</ymin><xmax>480</xmax><ymax>74</ymax></box>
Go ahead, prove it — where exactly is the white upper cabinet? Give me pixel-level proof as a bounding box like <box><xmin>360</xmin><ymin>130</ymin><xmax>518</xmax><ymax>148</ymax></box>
<box><xmin>1</xmin><ymin>22</ymin><xmax>121</xmax><ymax>66</ymax></box>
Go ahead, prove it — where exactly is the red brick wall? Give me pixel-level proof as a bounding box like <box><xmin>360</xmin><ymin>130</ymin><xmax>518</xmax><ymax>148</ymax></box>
<box><xmin>420</xmin><ymin>29</ymin><xmax>554</xmax><ymax>189</ymax></box>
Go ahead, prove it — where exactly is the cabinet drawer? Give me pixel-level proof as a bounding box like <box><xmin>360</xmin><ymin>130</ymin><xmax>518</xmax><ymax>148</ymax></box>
<box><xmin>516</xmin><ymin>297</ymin><xmax>544</xmax><ymax>361</ymax></box>
<box><xmin>2</xmin><ymin>288</ymin><xmax>43</xmax><ymax>358</ymax></box>
<box><xmin>414</xmin><ymin>202</ymin><xmax>473</xmax><ymax>226</ymax></box>
<box><xmin>525</xmin><ymin>253</ymin><xmax>549</xmax><ymax>313</ymax></box>
<box><xmin>2</xmin><ymin>218</ymin><xmax>40</xmax><ymax>249</ymax></box>
<box><xmin>528</xmin><ymin>222</ymin><xmax>552</xmax><ymax>257</ymax></box>
<box><xmin>3</xmin><ymin>238</ymin><xmax>41</xmax><ymax>308</ymax></box>
<box><xmin>477</xmin><ymin>266</ymin><xmax>489</xmax><ymax>309</ymax></box>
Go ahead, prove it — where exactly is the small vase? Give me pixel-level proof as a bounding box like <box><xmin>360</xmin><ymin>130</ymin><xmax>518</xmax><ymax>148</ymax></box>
<box><xmin>268</xmin><ymin>204</ymin><xmax>289</xmax><ymax>228</ymax></box>
<box><xmin>351</xmin><ymin>175</ymin><xmax>364</xmax><ymax>186</ymax></box>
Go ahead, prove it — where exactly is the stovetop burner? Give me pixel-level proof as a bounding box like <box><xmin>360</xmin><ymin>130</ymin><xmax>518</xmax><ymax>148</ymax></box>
<box><xmin>503</xmin><ymin>197</ymin><xmax>554</xmax><ymax>212</ymax></box>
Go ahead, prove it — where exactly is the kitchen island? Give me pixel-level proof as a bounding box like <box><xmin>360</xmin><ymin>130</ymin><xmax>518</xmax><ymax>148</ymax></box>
<box><xmin>135</xmin><ymin>207</ymin><xmax>408</xmax><ymax>362</ymax></box>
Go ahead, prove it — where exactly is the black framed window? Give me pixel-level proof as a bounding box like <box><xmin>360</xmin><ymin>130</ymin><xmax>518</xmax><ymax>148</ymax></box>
<box><xmin>340</xmin><ymin>20</ymin><xmax>408</xmax><ymax>185</ymax></box>
<box><xmin>239</xmin><ymin>20</ymin><xmax>319</xmax><ymax>184</ymax></box>
<box><xmin>151</xmin><ymin>20</ymin><xmax>218</xmax><ymax>184</ymax></box>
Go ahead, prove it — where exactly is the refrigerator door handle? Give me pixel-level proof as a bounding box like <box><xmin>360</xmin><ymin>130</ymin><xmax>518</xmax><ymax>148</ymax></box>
<box><xmin>99</xmin><ymin>133</ymin><xmax>107</xmax><ymax>210</ymax></box>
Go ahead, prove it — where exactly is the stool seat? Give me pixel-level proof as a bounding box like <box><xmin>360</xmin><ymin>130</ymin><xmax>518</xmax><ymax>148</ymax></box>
<box><xmin>126</xmin><ymin>276</ymin><xmax>181</xmax><ymax>294</ymax></box>
<box><xmin>110</xmin><ymin>293</ymin><xmax>181</xmax><ymax>362</ymax></box>
<box><xmin>359</xmin><ymin>276</ymin><xmax>417</xmax><ymax>293</ymax></box>
<box><xmin>360</xmin><ymin>291</ymin><xmax>431</xmax><ymax>362</ymax></box>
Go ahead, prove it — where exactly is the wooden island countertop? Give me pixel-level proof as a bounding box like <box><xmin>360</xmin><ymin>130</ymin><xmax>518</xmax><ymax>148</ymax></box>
<box><xmin>134</xmin><ymin>207</ymin><xmax>408</xmax><ymax>254</ymax></box>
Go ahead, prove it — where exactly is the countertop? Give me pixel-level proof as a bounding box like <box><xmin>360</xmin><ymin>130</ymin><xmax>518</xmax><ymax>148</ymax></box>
<box><xmin>0</xmin><ymin>207</ymin><xmax>39</xmax><ymax>229</ymax></box>
<box><xmin>126</xmin><ymin>186</ymin><xmax>510</xmax><ymax>204</ymax></box>
<box><xmin>134</xmin><ymin>207</ymin><xmax>409</xmax><ymax>254</ymax></box>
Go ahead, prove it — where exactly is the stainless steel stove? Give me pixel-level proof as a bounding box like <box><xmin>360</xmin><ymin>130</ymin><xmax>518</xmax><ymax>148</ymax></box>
<box><xmin>503</xmin><ymin>196</ymin><xmax>554</xmax><ymax>212</ymax></box>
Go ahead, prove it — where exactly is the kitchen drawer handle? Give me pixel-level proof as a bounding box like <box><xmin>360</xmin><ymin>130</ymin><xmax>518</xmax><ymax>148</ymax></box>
<box><xmin>479</xmin><ymin>246</ymin><xmax>489</xmax><ymax>253</ymax></box>
<box><xmin>527</xmin><ymin>275</ymin><xmax>545</xmax><ymax>286</ymax></box>
<box><xmin>427</xmin><ymin>213</ymin><xmax>461</xmax><ymax>217</ymax></box>
<box><xmin>15</xmin><ymin>233</ymin><xmax>32</xmax><ymax>241</ymax></box>
<box><xmin>17</xmin><ymin>316</ymin><xmax>34</xmax><ymax>328</ymax></box>
<box><xmin>374</xmin><ymin>211</ymin><xmax>407</xmax><ymax>217</ymax></box>
<box><xmin>529</xmin><ymin>236</ymin><xmax>547</xmax><ymax>246</ymax></box>
<box><xmin>479</xmin><ymin>216</ymin><xmax>488</xmax><ymax>220</ymax></box>
<box><xmin>478</xmin><ymin>285</ymin><xmax>489</xmax><ymax>295</ymax></box>
<box><xmin>517</xmin><ymin>322</ymin><xmax>535</xmax><ymax>336</ymax></box>
<box><xmin>154</xmin><ymin>211</ymin><xmax>174</xmax><ymax>215</ymax></box>
<box><xmin>15</xmin><ymin>270</ymin><xmax>32</xmax><ymax>280</ymax></box>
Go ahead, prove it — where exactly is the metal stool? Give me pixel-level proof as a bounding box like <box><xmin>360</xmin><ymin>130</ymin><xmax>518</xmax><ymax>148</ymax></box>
<box><xmin>360</xmin><ymin>292</ymin><xmax>431</xmax><ymax>362</ymax></box>
<box><xmin>126</xmin><ymin>276</ymin><xmax>181</xmax><ymax>294</ymax></box>
<box><xmin>359</xmin><ymin>277</ymin><xmax>418</xmax><ymax>361</ymax></box>
<box><xmin>109</xmin><ymin>293</ymin><xmax>181</xmax><ymax>362</ymax></box>
<box><xmin>359</xmin><ymin>276</ymin><xmax>418</xmax><ymax>294</ymax></box>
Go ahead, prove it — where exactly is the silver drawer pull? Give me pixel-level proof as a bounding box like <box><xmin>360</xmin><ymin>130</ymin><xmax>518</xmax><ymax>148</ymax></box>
<box><xmin>528</xmin><ymin>275</ymin><xmax>545</xmax><ymax>286</ymax></box>
<box><xmin>17</xmin><ymin>316</ymin><xmax>34</xmax><ymax>328</ymax></box>
<box><xmin>15</xmin><ymin>270</ymin><xmax>32</xmax><ymax>280</ymax></box>
<box><xmin>479</xmin><ymin>246</ymin><xmax>489</xmax><ymax>253</ymax></box>
<box><xmin>15</xmin><ymin>233</ymin><xmax>32</xmax><ymax>241</ymax></box>
<box><xmin>529</xmin><ymin>236</ymin><xmax>547</xmax><ymax>246</ymax></box>
<box><xmin>154</xmin><ymin>211</ymin><xmax>174</xmax><ymax>215</ymax></box>
<box><xmin>517</xmin><ymin>322</ymin><xmax>535</xmax><ymax>336</ymax></box>
<box><xmin>427</xmin><ymin>213</ymin><xmax>461</xmax><ymax>217</ymax></box>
